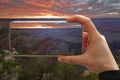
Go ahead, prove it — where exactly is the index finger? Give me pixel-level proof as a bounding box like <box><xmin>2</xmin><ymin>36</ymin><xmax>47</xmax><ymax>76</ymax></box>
<box><xmin>67</xmin><ymin>15</ymin><xmax>100</xmax><ymax>36</ymax></box>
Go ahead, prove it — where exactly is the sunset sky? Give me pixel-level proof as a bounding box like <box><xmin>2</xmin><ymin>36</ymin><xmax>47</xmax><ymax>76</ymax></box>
<box><xmin>0</xmin><ymin>0</ymin><xmax>120</xmax><ymax>18</ymax></box>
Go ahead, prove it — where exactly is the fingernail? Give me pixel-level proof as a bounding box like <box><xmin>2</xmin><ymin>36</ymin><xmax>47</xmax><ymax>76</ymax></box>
<box><xmin>66</xmin><ymin>17</ymin><xmax>71</xmax><ymax>22</ymax></box>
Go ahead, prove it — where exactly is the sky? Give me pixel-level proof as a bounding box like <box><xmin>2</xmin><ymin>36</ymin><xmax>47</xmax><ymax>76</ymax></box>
<box><xmin>0</xmin><ymin>0</ymin><xmax>120</xmax><ymax>18</ymax></box>
<box><xmin>0</xmin><ymin>0</ymin><xmax>120</xmax><ymax>56</ymax></box>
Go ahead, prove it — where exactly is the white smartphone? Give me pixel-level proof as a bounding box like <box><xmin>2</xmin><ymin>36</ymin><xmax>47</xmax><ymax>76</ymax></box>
<box><xmin>9</xmin><ymin>18</ymin><xmax>82</xmax><ymax>57</ymax></box>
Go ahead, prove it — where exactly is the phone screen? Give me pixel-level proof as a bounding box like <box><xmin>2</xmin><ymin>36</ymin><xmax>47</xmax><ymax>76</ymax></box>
<box><xmin>9</xmin><ymin>18</ymin><xmax>82</xmax><ymax>57</ymax></box>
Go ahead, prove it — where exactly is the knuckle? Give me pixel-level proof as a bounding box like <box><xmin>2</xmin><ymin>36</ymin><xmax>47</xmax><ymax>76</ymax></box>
<box><xmin>73</xmin><ymin>15</ymin><xmax>92</xmax><ymax>24</ymax></box>
<box><xmin>101</xmin><ymin>35</ymin><xmax>106</xmax><ymax>41</ymax></box>
<box><xmin>74</xmin><ymin>15</ymin><xmax>81</xmax><ymax>21</ymax></box>
<box><xmin>101</xmin><ymin>35</ymin><xmax>105</xmax><ymax>38</ymax></box>
<box><xmin>74</xmin><ymin>15</ymin><xmax>80</xmax><ymax>18</ymax></box>
<box><xmin>97</xmin><ymin>35</ymin><xmax>106</xmax><ymax>42</ymax></box>
<box><xmin>85</xmin><ymin>17</ymin><xmax>92</xmax><ymax>23</ymax></box>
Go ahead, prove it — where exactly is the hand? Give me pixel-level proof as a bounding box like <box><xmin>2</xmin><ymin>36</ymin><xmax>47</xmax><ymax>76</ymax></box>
<box><xmin>58</xmin><ymin>15</ymin><xmax>119</xmax><ymax>74</ymax></box>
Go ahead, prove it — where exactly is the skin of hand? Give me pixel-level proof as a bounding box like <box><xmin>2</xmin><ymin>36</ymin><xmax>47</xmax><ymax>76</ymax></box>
<box><xmin>58</xmin><ymin>15</ymin><xmax>119</xmax><ymax>74</ymax></box>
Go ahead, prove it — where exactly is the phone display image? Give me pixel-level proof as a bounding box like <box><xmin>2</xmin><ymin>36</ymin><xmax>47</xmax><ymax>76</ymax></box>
<box><xmin>9</xmin><ymin>19</ymin><xmax>82</xmax><ymax>57</ymax></box>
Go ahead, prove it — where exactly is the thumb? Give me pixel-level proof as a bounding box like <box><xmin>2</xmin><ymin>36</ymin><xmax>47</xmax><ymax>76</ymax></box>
<box><xmin>58</xmin><ymin>55</ymin><xmax>86</xmax><ymax>65</ymax></box>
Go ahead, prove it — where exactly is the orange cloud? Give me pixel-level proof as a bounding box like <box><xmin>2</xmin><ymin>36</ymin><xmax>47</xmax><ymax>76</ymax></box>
<box><xmin>0</xmin><ymin>0</ymin><xmax>70</xmax><ymax>18</ymax></box>
<box><xmin>24</xmin><ymin>0</ymin><xmax>55</xmax><ymax>8</ymax></box>
<box><xmin>0</xmin><ymin>0</ymin><xmax>10</xmax><ymax>3</ymax></box>
<box><xmin>0</xmin><ymin>0</ymin><xmax>119</xmax><ymax>18</ymax></box>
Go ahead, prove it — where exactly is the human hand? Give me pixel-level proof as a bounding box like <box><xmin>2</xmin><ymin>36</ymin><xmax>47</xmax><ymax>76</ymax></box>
<box><xmin>58</xmin><ymin>15</ymin><xmax>119</xmax><ymax>74</ymax></box>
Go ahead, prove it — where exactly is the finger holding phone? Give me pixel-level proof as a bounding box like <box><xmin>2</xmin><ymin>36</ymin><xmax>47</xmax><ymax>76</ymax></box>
<box><xmin>58</xmin><ymin>15</ymin><xmax>119</xmax><ymax>74</ymax></box>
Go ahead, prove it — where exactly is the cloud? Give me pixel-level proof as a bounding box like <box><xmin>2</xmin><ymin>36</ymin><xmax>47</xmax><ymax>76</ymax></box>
<box><xmin>0</xmin><ymin>0</ymin><xmax>120</xmax><ymax>18</ymax></box>
<box><xmin>24</xmin><ymin>0</ymin><xmax>55</xmax><ymax>8</ymax></box>
<box><xmin>0</xmin><ymin>0</ymin><xmax>10</xmax><ymax>3</ymax></box>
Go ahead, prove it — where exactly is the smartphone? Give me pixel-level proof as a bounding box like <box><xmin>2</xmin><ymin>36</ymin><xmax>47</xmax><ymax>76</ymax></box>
<box><xmin>9</xmin><ymin>18</ymin><xmax>82</xmax><ymax>57</ymax></box>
